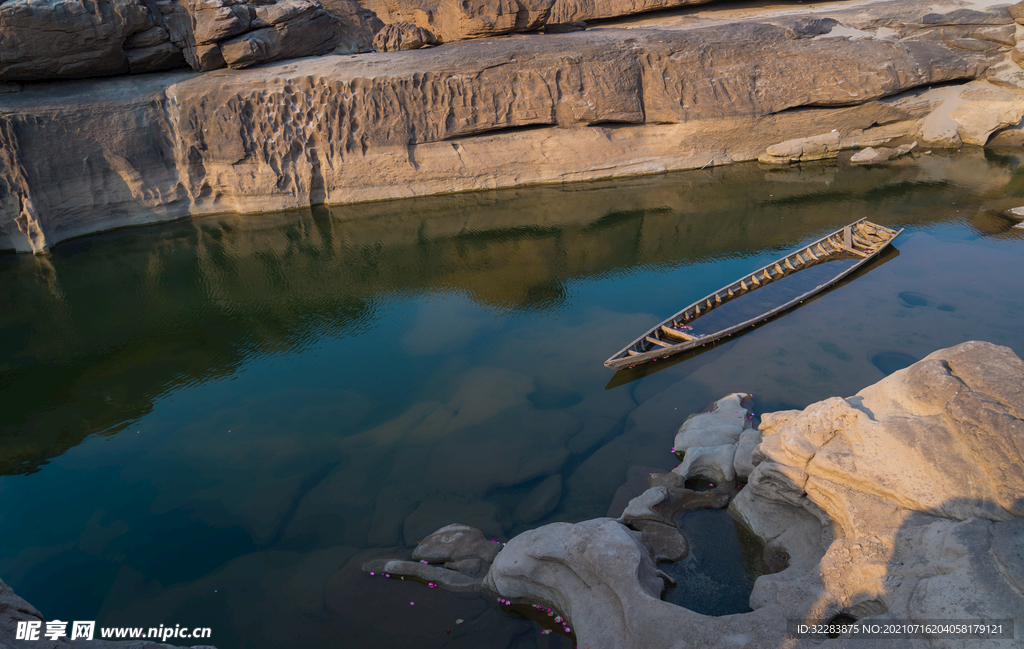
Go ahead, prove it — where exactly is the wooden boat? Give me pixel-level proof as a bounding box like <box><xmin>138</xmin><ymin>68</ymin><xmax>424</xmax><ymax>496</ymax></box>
<box><xmin>604</xmin><ymin>219</ymin><xmax>903</xmax><ymax>370</ymax></box>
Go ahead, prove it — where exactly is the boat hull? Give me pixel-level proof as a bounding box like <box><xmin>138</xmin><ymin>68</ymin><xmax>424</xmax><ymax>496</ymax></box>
<box><xmin>604</xmin><ymin>220</ymin><xmax>903</xmax><ymax>370</ymax></box>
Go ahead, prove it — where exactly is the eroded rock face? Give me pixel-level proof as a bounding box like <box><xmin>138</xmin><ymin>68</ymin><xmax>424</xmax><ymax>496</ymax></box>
<box><xmin>476</xmin><ymin>341</ymin><xmax>1024</xmax><ymax>648</ymax></box>
<box><xmin>0</xmin><ymin>0</ymin><xmax>169</xmax><ymax>81</ymax></box>
<box><xmin>362</xmin><ymin>0</ymin><xmax>555</xmax><ymax>42</ymax></box>
<box><xmin>372</xmin><ymin>20</ymin><xmax>436</xmax><ymax>51</ymax></box>
<box><xmin>164</xmin><ymin>0</ymin><xmax>346</xmax><ymax>71</ymax></box>
<box><xmin>0</xmin><ymin>0</ymin><xmax>369</xmax><ymax>80</ymax></box>
<box><xmin>362</xmin><ymin>0</ymin><xmax>713</xmax><ymax>38</ymax></box>
<box><xmin>1</xmin><ymin>0</ymin><xmax>1020</xmax><ymax>253</ymax></box>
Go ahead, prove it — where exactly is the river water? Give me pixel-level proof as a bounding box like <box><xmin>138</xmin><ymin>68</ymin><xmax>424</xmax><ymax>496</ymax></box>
<box><xmin>2</xmin><ymin>149</ymin><xmax>1023</xmax><ymax>648</ymax></box>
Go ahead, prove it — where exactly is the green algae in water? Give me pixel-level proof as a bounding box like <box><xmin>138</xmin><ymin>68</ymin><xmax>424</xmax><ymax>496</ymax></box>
<box><xmin>660</xmin><ymin>509</ymin><xmax>771</xmax><ymax>616</ymax></box>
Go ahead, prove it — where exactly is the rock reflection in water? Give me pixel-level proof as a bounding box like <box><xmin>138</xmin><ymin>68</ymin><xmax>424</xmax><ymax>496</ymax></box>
<box><xmin>1</xmin><ymin>150</ymin><xmax>1023</xmax><ymax>649</ymax></box>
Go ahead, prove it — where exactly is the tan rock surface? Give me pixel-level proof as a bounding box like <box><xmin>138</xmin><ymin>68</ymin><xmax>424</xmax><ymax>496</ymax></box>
<box><xmin>475</xmin><ymin>341</ymin><xmax>1024</xmax><ymax>649</ymax></box>
<box><xmin>321</xmin><ymin>0</ymin><xmax>384</xmax><ymax>53</ymax></box>
<box><xmin>1</xmin><ymin>0</ymin><xmax>1021</xmax><ymax>253</ymax></box>
<box><xmin>372</xmin><ymin>20</ymin><xmax>437</xmax><ymax>50</ymax></box>
<box><xmin>361</xmin><ymin>0</ymin><xmax>555</xmax><ymax>41</ymax></box>
<box><xmin>0</xmin><ymin>0</ymin><xmax>161</xmax><ymax>81</ymax></box>
<box><xmin>0</xmin><ymin>0</ymin><xmax>364</xmax><ymax>80</ymax></box>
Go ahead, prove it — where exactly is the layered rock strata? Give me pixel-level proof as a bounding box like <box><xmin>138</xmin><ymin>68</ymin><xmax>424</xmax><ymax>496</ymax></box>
<box><xmin>0</xmin><ymin>0</ymin><xmax>373</xmax><ymax>80</ymax></box>
<box><xmin>361</xmin><ymin>0</ymin><xmax>714</xmax><ymax>41</ymax></box>
<box><xmin>1</xmin><ymin>0</ymin><xmax>1023</xmax><ymax>253</ymax></box>
<box><xmin>372</xmin><ymin>341</ymin><xmax>1024</xmax><ymax>649</ymax></box>
<box><xmin>372</xmin><ymin>20</ymin><xmax>437</xmax><ymax>50</ymax></box>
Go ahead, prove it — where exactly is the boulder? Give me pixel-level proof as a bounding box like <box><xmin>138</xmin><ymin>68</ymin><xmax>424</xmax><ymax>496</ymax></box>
<box><xmin>672</xmin><ymin>392</ymin><xmax>751</xmax><ymax>455</ymax></box>
<box><xmin>363</xmin><ymin>523</ymin><xmax>504</xmax><ymax>591</ymax></box>
<box><xmin>0</xmin><ymin>0</ymin><xmax>158</xmax><ymax>81</ymax></box>
<box><xmin>362</xmin><ymin>0</ymin><xmax>555</xmax><ymax>41</ymax></box>
<box><xmin>217</xmin><ymin>0</ymin><xmax>341</xmax><ymax>69</ymax></box>
<box><xmin>732</xmin><ymin>428</ymin><xmax>761</xmax><ymax>480</ymax></box>
<box><xmin>360</xmin><ymin>558</ymin><xmax>484</xmax><ymax>590</ymax></box>
<box><xmin>849</xmin><ymin>142</ymin><xmax>916</xmax><ymax>164</ymax></box>
<box><xmin>411</xmin><ymin>523</ymin><xmax>502</xmax><ymax>563</ymax></box>
<box><xmin>1009</xmin><ymin>0</ymin><xmax>1024</xmax><ymax>24</ymax></box>
<box><xmin>475</xmin><ymin>342</ymin><xmax>1024</xmax><ymax>648</ymax></box>
<box><xmin>671</xmin><ymin>444</ymin><xmax>736</xmax><ymax>483</ymax></box>
<box><xmin>321</xmin><ymin>0</ymin><xmax>383</xmax><ymax>53</ymax></box>
<box><xmin>987</xmin><ymin>59</ymin><xmax>1024</xmax><ymax>91</ymax></box>
<box><xmin>949</xmin><ymin>85</ymin><xmax>1024</xmax><ymax>145</ymax></box>
<box><xmin>372</xmin><ymin>21</ymin><xmax>436</xmax><ymax>51</ymax></box>
<box><xmin>626</xmin><ymin>519</ymin><xmax>689</xmax><ymax>563</ymax></box>
<box><xmin>758</xmin><ymin>132</ymin><xmax>843</xmax><ymax>165</ymax></box>
<box><xmin>0</xmin><ymin>0</ymin><xmax>358</xmax><ymax>80</ymax></box>
<box><xmin>546</xmin><ymin>0</ymin><xmax>712</xmax><ymax>24</ymax></box>
<box><xmin>482</xmin><ymin>518</ymin><xmax>671</xmax><ymax>626</ymax></box>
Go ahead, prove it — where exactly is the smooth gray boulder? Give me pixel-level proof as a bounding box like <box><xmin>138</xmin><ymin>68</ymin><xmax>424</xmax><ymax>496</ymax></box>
<box><xmin>672</xmin><ymin>443</ymin><xmax>736</xmax><ymax>483</ymax></box>
<box><xmin>672</xmin><ymin>392</ymin><xmax>751</xmax><ymax>455</ymax></box>
<box><xmin>361</xmin><ymin>558</ymin><xmax>483</xmax><ymax>591</ymax></box>
<box><xmin>411</xmin><ymin>523</ymin><xmax>501</xmax><ymax>563</ymax></box>
<box><xmin>362</xmin><ymin>523</ymin><xmax>504</xmax><ymax>591</ymax></box>
<box><xmin>733</xmin><ymin>427</ymin><xmax>762</xmax><ymax>480</ymax></box>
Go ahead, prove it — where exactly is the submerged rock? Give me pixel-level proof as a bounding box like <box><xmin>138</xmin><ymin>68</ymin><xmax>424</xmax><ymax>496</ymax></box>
<box><xmin>850</xmin><ymin>141</ymin><xmax>917</xmax><ymax>164</ymax></box>
<box><xmin>513</xmin><ymin>474</ymin><xmax>562</xmax><ymax>524</ymax></box>
<box><xmin>473</xmin><ymin>341</ymin><xmax>1024</xmax><ymax>648</ymax></box>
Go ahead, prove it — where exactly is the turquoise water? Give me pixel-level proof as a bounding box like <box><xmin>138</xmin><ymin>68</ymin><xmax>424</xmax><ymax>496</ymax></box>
<box><xmin>2</xmin><ymin>149</ymin><xmax>1023</xmax><ymax>648</ymax></box>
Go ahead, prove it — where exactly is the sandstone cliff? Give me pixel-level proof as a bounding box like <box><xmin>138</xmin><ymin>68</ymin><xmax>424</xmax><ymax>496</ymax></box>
<box><xmin>1</xmin><ymin>0</ymin><xmax>1023</xmax><ymax>253</ymax></box>
<box><xmin>0</xmin><ymin>0</ymin><xmax>377</xmax><ymax>80</ymax></box>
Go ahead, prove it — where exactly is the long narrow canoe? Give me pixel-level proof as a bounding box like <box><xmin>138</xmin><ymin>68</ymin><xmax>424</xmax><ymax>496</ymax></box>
<box><xmin>604</xmin><ymin>219</ymin><xmax>903</xmax><ymax>370</ymax></box>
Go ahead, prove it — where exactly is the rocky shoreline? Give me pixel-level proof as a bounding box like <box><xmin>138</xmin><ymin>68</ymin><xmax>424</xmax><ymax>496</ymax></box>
<box><xmin>2</xmin><ymin>0</ymin><xmax>1024</xmax><ymax>253</ymax></box>
<box><xmin>366</xmin><ymin>341</ymin><xmax>1024</xmax><ymax>648</ymax></box>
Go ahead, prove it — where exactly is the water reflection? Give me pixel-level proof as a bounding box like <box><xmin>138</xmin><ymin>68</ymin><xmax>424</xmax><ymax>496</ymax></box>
<box><xmin>1</xmin><ymin>149</ymin><xmax>1023</xmax><ymax>649</ymax></box>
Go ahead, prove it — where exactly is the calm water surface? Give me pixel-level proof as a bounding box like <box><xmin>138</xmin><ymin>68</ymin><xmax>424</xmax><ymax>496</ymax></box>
<box><xmin>2</xmin><ymin>149</ymin><xmax>1024</xmax><ymax>648</ymax></box>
